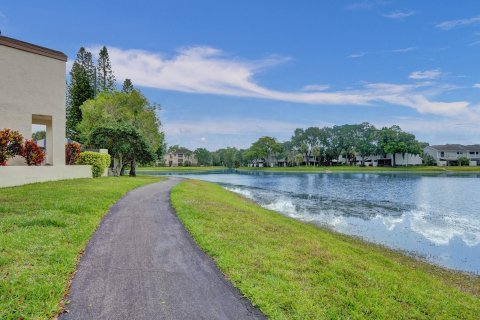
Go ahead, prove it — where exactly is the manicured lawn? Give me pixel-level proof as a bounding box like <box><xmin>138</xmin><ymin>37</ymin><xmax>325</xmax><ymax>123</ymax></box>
<box><xmin>238</xmin><ymin>165</ymin><xmax>480</xmax><ymax>173</ymax></box>
<box><xmin>172</xmin><ymin>180</ymin><xmax>480</xmax><ymax>320</ymax></box>
<box><xmin>0</xmin><ymin>176</ymin><xmax>163</xmax><ymax>320</ymax></box>
<box><xmin>138</xmin><ymin>166</ymin><xmax>226</xmax><ymax>172</ymax></box>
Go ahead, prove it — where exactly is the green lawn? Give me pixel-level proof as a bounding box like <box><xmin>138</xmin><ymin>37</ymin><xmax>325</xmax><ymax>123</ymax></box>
<box><xmin>0</xmin><ymin>176</ymin><xmax>163</xmax><ymax>320</ymax></box>
<box><xmin>138</xmin><ymin>166</ymin><xmax>226</xmax><ymax>172</ymax></box>
<box><xmin>238</xmin><ymin>165</ymin><xmax>480</xmax><ymax>173</ymax></box>
<box><xmin>172</xmin><ymin>180</ymin><xmax>480</xmax><ymax>320</ymax></box>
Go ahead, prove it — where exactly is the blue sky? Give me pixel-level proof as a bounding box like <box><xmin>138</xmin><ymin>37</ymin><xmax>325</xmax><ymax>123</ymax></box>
<box><xmin>1</xmin><ymin>1</ymin><xmax>480</xmax><ymax>150</ymax></box>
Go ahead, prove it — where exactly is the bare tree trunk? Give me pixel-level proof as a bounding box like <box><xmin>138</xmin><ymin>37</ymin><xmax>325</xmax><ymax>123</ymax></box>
<box><xmin>113</xmin><ymin>154</ymin><xmax>123</xmax><ymax>176</ymax></box>
<box><xmin>129</xmin><ymin>158</ymin><xmax>136</xmax><ymax>177</ymax></box>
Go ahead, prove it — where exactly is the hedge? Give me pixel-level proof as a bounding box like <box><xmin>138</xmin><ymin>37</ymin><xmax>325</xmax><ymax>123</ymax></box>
<box><xmin>76</xmin><ymin>151</ymin><xmax>111</xmax><ymax>178</ymax></box>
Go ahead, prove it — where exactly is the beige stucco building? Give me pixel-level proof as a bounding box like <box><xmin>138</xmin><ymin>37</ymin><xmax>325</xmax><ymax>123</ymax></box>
<box><xmin>164</xmin><ymin>148</ymin><xmax>198</xmax><ymax>167</ymax></box>
<box><xmin>0</xmin><ymin>35</ymin><xmax>91</xmax><ymax>187</ymax></box>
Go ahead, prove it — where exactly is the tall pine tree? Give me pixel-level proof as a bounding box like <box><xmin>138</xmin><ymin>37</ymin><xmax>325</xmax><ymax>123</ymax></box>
<box><xmin>97</xmin><ymin>46</ymin><xmax>116</xmax><ymax>92</ymax></box>
<box><xmin>122</xmin><ymin>79</ymin><xmax>134</xmax><ymax>93</ymax></box>
<box><xmin>66</xmin><ymin>47</ymin><xmax>95</xmax><ymax>141</ymax></box>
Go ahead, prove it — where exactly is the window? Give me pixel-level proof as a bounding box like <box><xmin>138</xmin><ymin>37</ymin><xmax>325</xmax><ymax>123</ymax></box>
<box><xmin>440</xmin><ymin>151</ymin><xmax>445</xmax><ymax>157</ymax></box>
<box><xmin>457</xmin><ymin>151</ymin><xmax>463</xmax><ymax>155</ymax></box>
<box><xmin>470</xmin><ymin>152</ymin><xmax>475</xmax><ymax>155</ymax></box>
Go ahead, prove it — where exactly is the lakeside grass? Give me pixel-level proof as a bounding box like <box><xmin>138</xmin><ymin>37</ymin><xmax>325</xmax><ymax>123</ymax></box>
<box><xmin>0</xmin><ymin>176</ymin><xmax>163</xmax><ymax>320</ymax></box>
<box><xmin>138</xmin><ymin>166</ymin><xmax>226</xmax><ymax>172</ymax></box>
<box><xmin>172</xmin><ymin>180</ymin><xmax>480</xmax><ymax>319</ymax></box>
<box><xmin>238</xmin><ymin>165</ymin><xmax>480</xmax><ymax>173</ymax></box>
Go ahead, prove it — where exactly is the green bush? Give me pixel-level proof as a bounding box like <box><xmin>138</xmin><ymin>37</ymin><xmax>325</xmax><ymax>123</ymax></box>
<box><xmin>457</xmin><ymin>156</ymin><xmax>469</xmax><ymax>166</ymax></box>
<box><xmin>76</xmin><ymin>151</ymin><xmax>111</xmax><ymax>177</ymax></box>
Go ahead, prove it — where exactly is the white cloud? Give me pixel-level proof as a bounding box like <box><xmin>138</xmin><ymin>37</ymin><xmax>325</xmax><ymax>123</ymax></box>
<box><xmin>383</xmin><ymin>10</ymin><xmax>416</xmax><ymax>20</ymax></box>
<box><xmin>348</xmin><ymin>47</ymin><xmax>416</xmax><ymax>58</ymax></box>
<box><xmin>474</xmin><ymin>83</ymin><xmax>480</xmax><ymax>88</ymax></box>
<box><xmin>347</xmin><ymin>52</ymin><xmax>366</xmax><ymax>58</ymax></box>
<box><xmin>436</xmin><ymin>16</ymin><xmax>480</xmax><ymax>30</ymax></box>
<box><xmin>86</xmin><ymin>45</ymin><xmax>475</xmax><ymax>118</ymax></box>
<box><xmin>408</xmin><ymin>69</ymin><xmax>442</xmax><ymax>80</ymax></box>
<box><xmin>301</xmin><ymin>84</ymin><xmax>330</xmax><ymax>91</ymax></box>
<box><xmin>391</xmin><ymin>47</ymin><xmax>417</xmax><ymax>53</ymax></box>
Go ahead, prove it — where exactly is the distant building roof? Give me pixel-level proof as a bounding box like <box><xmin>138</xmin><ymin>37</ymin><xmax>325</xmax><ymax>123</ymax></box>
<box><xmin>428</xmin><ymin>144</ymin><xmax>480</xmax><ymax>152</ymax></box>
<box><xmin>0</xmin><ymin>35</ymin><xmax>67</xmax><ymax>61</ymax></box>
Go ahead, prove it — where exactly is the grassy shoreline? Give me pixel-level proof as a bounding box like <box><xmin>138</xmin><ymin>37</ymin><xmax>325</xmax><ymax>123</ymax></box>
<box><xmin>171</xmin><ymin>180</ymin><xmax>480</xmax><ymax>319</ymax></box>
<box><xmin>237</xmin><ymin>165</ymin><xmax>480</xmax><ymax>173</ymax></box>
<box><xmin>0</xmin><ymin>176</ymin><xmax>163</xmax><ymax>319</ymax></box>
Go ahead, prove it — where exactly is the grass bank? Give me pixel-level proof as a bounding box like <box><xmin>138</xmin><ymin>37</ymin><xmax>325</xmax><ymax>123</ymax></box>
<box><xmin>238</xmin><ymin>165</ymin><xmax>480</xmax><ymax>173</ymax></box>
<box><xmin>171</xmin><ymin>180</ymin><xmax>480</xmax><ymax>319</ymax></box>
<box><xmin>138</xmin><ymin>166</ymin><xmax>226</xmax><ymax>172</ymax></box>
<box><xmin>0</xmin><ymin>176</ymin><xmax>163</xmax><ymax>319</ymax></box>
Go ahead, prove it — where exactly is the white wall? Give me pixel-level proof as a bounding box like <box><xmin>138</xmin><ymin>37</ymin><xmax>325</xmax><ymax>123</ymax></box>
<box><xmin>0</xmin><ymin>165</ymin><xmax>92</xmax><ymax>188</ymax></box>
<box><xmin>0</xmin><ymin>44</ymin><xmax>66</xmax><ymax>166</ymax></box>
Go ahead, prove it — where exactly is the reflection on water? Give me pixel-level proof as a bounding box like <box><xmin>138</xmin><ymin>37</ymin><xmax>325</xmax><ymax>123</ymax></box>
<box><xmin>144</xmin><ymin>170</ymin><xmax>480</xmax><ymax>273</ymax></box>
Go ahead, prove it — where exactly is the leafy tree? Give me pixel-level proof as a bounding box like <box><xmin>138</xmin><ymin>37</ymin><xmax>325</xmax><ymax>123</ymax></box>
<box><xmin>423</xmin><ymin>154</ymin><xmax>436</xmax><ymax>166</ymax></box>
<box><xmin>32</xmin><ymin>130</ymin><xmax>46</xmax><ymax>141</ymax></box>
<box><xmin>458</xmin><ymin>156</ymin><xmax>469</xmax><ymax>166</ymax></box>
<box><xmin>80</xmin><ymin>91</ymin><xmax>162</xmax><ymax>175</ymax></box>
<box><xmin>312</xmin><ymin>145</ymin><xmax>322</xmax><ymax>166</ymax></box>
<box><xmin>79</xmin><ymin>91</ymin><xmax>163</xmax><ymax>150</ymax></box>
<box><xmin>97</xmin><ymin>46</ymin><xmax>116</xmax><ymax>92</ymax></box>
<box><xmin>377</xmin><ymin>125</ymin><xmax>421</xmax><ymax>166</ymax></box>
<box><xmin>294</xmin><ymin>153</ymin><xmax>304</xmax><ymax>166</ymax></box>
<box><xmin>354</xmin><ymin>122</ymin><xmax>378</xmax><ymax>166</ymax></box>
<box><xmin>90</xmin><ymin>124</ymin><xmax>154</xmax><ymax>176</ymax></box>
<box><xmin>247</xmin><ymin>136</ymin><xmax>282</xmax><ymax>167</ymax></box>
<box><xmin>66</xmin><ymin>47</ymin><xmax>95</xmax><ymax>141</ymax></box>
<box><xmin>122</xmin><ymin>79</ymin><xmax>134</xmax><ymax>93</ymax></box>
<box><xmin>299</xmin><ymin>143</ymin><xmax>308</xmax><ymax>166</ymax></box>
<box><xmin>194</xmin><ymin>148</ymin><xmax>212</xmax><ymax>166</ymax></box>
<box><xmin>214</xmin><ymin>147</ymin><xmax>240</xmax><ymax>167</ymax></box>
<box><xmin>155</xmin><ymin>132</ymin><xmax>167</xmax><ymax>165</ymax></box>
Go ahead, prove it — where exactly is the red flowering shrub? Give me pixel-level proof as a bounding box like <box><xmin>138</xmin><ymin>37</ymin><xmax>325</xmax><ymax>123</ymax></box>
<box><xmin>20</xmin><ymin>139</ymin><xmax>45</xmax><ymax>166</ymax></box>
<box><xmin>65</xmin><ymin>141</ymin><xmax>81</xmax><ymax>165</ymax></box>
<box><xmin>0</xmin><ymin>128</ymin><xmax>24</xmax><ymax>166</ymax></box>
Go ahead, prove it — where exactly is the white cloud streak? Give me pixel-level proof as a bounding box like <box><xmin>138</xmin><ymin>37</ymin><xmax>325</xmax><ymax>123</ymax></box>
<box><xmin>301</xmin><ymin>84</ymin><xmax>330</xmax><ymax>91</ymax></box>
<box><xmin>409</xmin><ymin>69</ymin><xmax>443</xmax><ymax>80</ymax></box>
<box><xmin>383</xmin><ymin>10</ymin><xmax>416</xmax><ymax>20</ymax></box>
<box><xmin>436</xmin><ymin>16</ymin><xmax>480</xmax><ymax>30</ymax></box>
<box><xmin>474</xmin><ymin>84</ymin><xmax>480</xmax><ymax>88</ymax></box>
<box><xmin>347</xmin><ymin>52</ymin><xmax>366</xmax><ymax>58</ymax></box>
<box><xmin>86</xmin><ymin>45</ymin><xmax>475</xmax><ymax>118</ymax></box>
<box><xmin>347</xmin><ymin>47</ymin><xmax>417</xmax><ymax>58</ymax></box>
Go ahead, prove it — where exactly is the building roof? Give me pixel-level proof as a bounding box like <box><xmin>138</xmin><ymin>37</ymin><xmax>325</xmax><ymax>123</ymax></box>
<box><xmin>0</xmin><ymin>35</ymin><xmax>67</xmax><ymax>62</ymax></box>
<box><xmin>428</xmin><ymin>144</ymin><xmax>480</xmax><ymax>152</ymax></box>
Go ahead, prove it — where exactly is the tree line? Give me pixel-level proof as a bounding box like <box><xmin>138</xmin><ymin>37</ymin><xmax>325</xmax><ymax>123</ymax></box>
<box><xmin>183</xmin><ymin>123</ymin><xmax>426</xmax><ymax>168</ymax></box>
<box><xmin>66</xmin><ymin>46</ymin><xmax>165</xmax><ymax>176</ymax></box>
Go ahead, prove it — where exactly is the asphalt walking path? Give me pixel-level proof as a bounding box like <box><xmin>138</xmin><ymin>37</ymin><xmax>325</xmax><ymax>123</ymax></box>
<box><xmin>60</xmin><ymin>178</ymin><xmax>265</xmax><ymax>320</ymax></box>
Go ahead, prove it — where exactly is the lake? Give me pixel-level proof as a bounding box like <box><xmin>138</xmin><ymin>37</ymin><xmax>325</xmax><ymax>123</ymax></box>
<box><xmin>144</xmin><ymin>170</ymin><xmax>480</xmax><ymax>274</ymax></box>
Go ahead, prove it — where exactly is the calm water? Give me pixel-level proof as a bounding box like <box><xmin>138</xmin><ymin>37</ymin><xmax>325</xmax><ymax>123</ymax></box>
<box><xmin>145</xmin><ymin>170</ymin><xmax>480</xmax><ymax>273</ymax></box>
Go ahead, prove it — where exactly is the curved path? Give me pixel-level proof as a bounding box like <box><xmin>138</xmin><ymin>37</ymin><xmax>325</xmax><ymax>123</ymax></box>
<box><xmin>60</xmin><ymin>178</ymin><xmax>264</xmax><ymax>320</ymax></box>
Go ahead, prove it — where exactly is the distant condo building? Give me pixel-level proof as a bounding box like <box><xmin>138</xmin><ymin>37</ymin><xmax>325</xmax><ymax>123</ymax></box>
<box><xmin>424</xmin><ymin>144</ymin><xmax>480</xmax><ymax>166</ymax></box>
<box><xmin>164</xmin><ymin>148</ymin><xmax>198</xmax><ymax>167</ymax></box>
